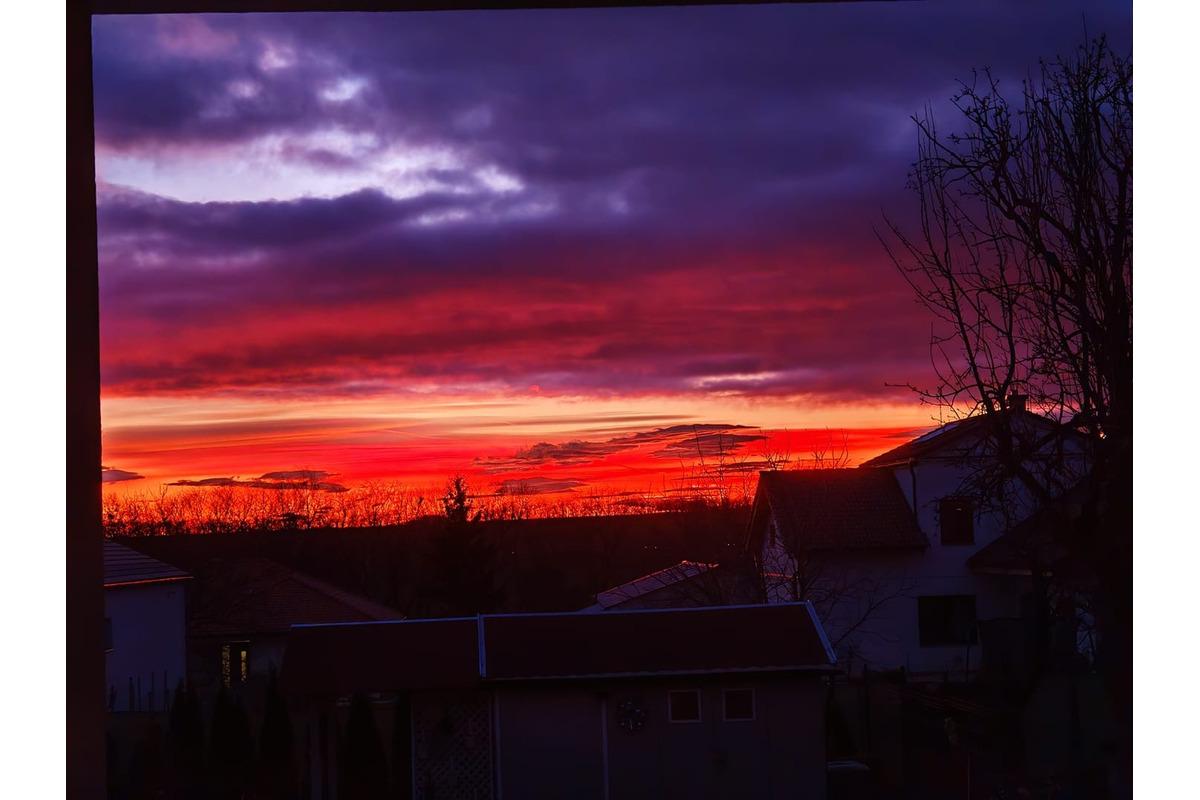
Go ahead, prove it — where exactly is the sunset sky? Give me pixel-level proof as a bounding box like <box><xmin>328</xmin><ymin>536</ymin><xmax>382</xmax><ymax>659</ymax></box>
<box><xmin>91</xmin><ymin>1</ymin><xmax>1133</xmax><ymax>500</ymax></box>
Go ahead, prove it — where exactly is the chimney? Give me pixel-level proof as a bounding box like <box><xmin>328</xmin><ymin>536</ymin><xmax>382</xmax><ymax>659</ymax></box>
<box><xmin>1007</xmin><ymin>391</ymin><xmax>1026</xmax><ymax>412</ymax></box>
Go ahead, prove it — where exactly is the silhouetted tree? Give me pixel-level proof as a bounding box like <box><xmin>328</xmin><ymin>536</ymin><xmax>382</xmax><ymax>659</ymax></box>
<box><xmin>879</xmin><ymin>34</ymin><xmax>1131</xmax><ymax>794</ymax></box>
<box><xmin>392</xmin><ymin>692</ymin><xmax>414</xmax><ymax>800</ymax></box>
<box><xmin>258</xmin><ymin>670</ymin><xmax>297</xmax><ymax>800</ymax></box>
<box><xmin>341</xmin><ymin>693</ymin><xmax>390</xmax><ymax>800</ymax></box>
<box><xmin>426</xmin><ymin>475</ymin><xmax>505</xmax><ymax>615</ymax></box>
<box><xmin>124</xmin><ymin>721</ymin><xmax>166</xmax><ymax>800</ymax></box>
<box><xmin>167</xmin><ymin>681</ymin><xmax>206</xmax><ymax>800</ymax></box>
<box><xmin>107</xmin><ymin>730</ymin><xmax>126</xmax><ymax>800</ymax></box>
<box><xmin>441</xmin><ymin>474</ymin><xmax>473</xmax><ymax>524</ymax></box>
<box><xmin>208</xmin><ymin>688</ymin><xmax>254</xmax><ymax>799</ymax></box>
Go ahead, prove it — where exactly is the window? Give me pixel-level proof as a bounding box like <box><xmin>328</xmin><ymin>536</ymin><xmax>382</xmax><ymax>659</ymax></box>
<box><xmin>104</xmin><ymin>617</ymin><xmax>113</xmax><ymax>652</ymax></box>
<box><xmin>723</xmin><ymin>688</ymin><xmax>755</xmax><ymax>722</ymax></box>
<box><xmin>668</xmin><ymin>690</ymin><xmax>701</xmax><ymax>723</ymax></box>
<box><xmin>221</xmin><ymin>643</ymin><xmax>251</xmax><ymax>687</ymax></box>
<box><xmin>918</xmin><ymin>595</ymin><xmax>978</xmax><ymax>647</ymax></box>
<box><xmin>939</xmin><ymin>497</ymin><xmax>975</xmax><ymax>544</ymax></box>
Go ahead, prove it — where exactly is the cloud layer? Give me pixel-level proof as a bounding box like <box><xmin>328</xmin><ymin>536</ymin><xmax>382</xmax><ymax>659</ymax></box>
<box><xmin>92</xmin><ymin>4</ymin><xmax>1131</xmax><ymax>491</ymax></box>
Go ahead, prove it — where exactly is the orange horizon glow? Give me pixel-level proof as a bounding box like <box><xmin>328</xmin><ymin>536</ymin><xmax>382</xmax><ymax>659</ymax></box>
<box><xmin>101</xmin><ymin>389</ymin><xmax>941</xmax><ymax>503</ymax></box>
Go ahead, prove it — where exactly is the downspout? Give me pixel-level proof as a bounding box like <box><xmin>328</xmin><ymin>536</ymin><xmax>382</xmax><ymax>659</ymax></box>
<box><xmin>908</xmin><ymin>459</ymin><xmax>920</xmax><ymax>534</ymax></box>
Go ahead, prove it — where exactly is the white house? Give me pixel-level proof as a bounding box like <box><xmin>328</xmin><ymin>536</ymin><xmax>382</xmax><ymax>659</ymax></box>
<box><xmin>104</xmin><ymin>540</ymin><xmax>190</xmax><ymax>711</ymax></box>
<box><xmin>748</xmin><ymin>406</ymin><xmax>1090</xmax><ymax>681</ymax></box>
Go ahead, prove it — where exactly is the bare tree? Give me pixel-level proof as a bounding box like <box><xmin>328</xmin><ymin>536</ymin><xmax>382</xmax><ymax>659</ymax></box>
<box><xmin>878</xmin><ymin>34</ymin><xmax>1132</xmax><ymax>788</ymax></box>
<box><xmin>799</xmin><ymin>429</ymin><xmax>851</xmax><ymax>470</ymax></box>
<box><xmin>756</xmin><ymin>499</ymin><xmax>916</xmax><ymax>669</ymax></box>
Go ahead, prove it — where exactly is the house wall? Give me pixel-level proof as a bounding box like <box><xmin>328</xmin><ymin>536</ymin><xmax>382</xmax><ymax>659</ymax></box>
<box><xmin>188</xmin><ymin>635</ymin><xmax>289</xmax><ymax>705</ymax></box>
<box><xmin>104</xmin><ymin>580</ymin><xmax>188</xmax><ymax>712</ymax></box>
<box><xmin>761</xmin><ymin>481</ymin><xmax>1030</xmax><ymax>680</ymax></box>
<box><xmin>496</xmin><ymin>678</ymin><xmax>827</xmax><ymax>800</ymax></box>
<box><xmin>495</xmin><ymin>687</ymin><xmax>604</xmax><ymax>800</ymax></box>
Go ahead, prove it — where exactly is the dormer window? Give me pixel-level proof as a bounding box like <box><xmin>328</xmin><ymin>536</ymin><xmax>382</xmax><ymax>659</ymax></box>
<box><xmin>939</xmin><ymin>498</ymin><xmax>974</xmax><ymax>545</ymax></box>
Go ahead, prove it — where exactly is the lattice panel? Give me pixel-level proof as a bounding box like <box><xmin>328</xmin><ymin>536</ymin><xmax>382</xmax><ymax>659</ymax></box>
<box><xmin>412</xmin><ymin>691</ymin><xmax>493</xmax><ymax>800</ymax></box>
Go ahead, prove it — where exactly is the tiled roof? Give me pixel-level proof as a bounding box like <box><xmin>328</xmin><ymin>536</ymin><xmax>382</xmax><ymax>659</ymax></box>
<box><xmin>750</xmin><ymin>469</ymin><xmax>927</xmax><ymax>551</ymax></box>
<box><xmin>103</xmin><ymin>540</ymin><xmax>190</xmax><ymax>587</ymax></box>
<box><xmin>190</xmin><ymin>558</ymin><xmax>404</xmax><ymax>637</ymax></box>
<box><xmin>280</xmin><ymin>603</ymin><xmax>835</xmax><ymax>696</ymax></box>
<box><xmin>587</xmin><ymin>561</ymin><xmax>715</xmax><ymax>611</ymax></box>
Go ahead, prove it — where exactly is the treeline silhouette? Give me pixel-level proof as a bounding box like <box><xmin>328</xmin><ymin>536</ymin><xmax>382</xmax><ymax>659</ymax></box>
<box><xmin>103</xmin><ymin>476</ymin><xmax>757</xmax><ymax>538</ymax></box>
<box><xmin>119</xmin><ymin>505</ymin><xmax>753</xmax><ymax>618</ymax></box>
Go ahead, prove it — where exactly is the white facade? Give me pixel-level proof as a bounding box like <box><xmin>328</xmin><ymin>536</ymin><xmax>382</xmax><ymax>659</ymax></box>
<box><xmin>104</xmin><ymin>580</ymin><xmax>188</xmax><ymax>712</ymax></box>
<box><xmin>759</xmin><ymin>413</ymin><xmax>1089</xmax><ymax>680</ymax></box>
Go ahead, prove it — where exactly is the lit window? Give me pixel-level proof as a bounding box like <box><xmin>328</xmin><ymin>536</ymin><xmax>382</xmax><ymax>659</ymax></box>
<box><xmin>723</xmin><ymin>688</ymin><xmax>755</xmax><ymax>721</ymax></box>
<box><xmin>221</xmin><ymin>643</ymin><xmax>250</xmax><ymax>687</ymax></box>
<box><xmin>668</xmin><ymin>690</ymin><xmax>701</xmax><ymax>723</ymax></box>
<box><xmin>939</xmin><ymin>498</ymin><xmax>975</xmax><ymax>545</ymax></box>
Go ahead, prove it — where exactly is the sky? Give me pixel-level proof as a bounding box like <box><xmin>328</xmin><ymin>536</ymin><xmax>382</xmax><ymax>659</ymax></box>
<box><xmin>91</xmin><ymin>0</ymin><xmax>1133</xmax><ymax>501</ymax></box>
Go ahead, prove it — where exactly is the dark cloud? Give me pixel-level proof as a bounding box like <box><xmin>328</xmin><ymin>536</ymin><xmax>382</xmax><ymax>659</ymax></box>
<box><xmin>169</xmin><ymin>471</ymin><xmax>348</xmax><ymax>492</ymax></box>
<box><xmin>492</xmin><ymin>477</ymin><xmax>585</xmax><ymax>495</ymax></box>
<box><xmin>93</xmin><ymin>3</ymin><xmax>1130</xmax><ymax>408</ymax></box>
<box><xmin>258</xmin><ymin>469</ymin><xmax>334</xmax><ymax>481</ymax></box>
<box><xmin>475</xmin><ymin>438</ymin><xmax>638</xmax><ymax>473</ymax></box>
<box><xmin>475</xmin><ymin>423</ymin><xmax>767</xmax><ymax>475</ymax></box>
<box><xmin>102</xmin><ymin>467</ymin><xmax>144</xmax><ymax>483</ymax></box>
<box><xmin>636</xmin><ymin>426</ymin><xmax>769</xmax><ymax>461</ymax></box>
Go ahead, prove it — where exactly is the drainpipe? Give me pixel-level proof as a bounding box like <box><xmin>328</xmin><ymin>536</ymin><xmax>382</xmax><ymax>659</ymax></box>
<box><xmin>908</xmin><ymin>460</ymin><xmax>920</xmax><ymax>534</ymax></box>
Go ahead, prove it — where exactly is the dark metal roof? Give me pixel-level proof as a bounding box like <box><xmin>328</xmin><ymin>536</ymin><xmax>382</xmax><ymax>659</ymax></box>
<box><xmin>750</xmin><ymin>469</ymin><xmax>927</xmax><ymax>552</ymax></box>
<box><xmin>281</xmin><ymin>617</ymin><xmax>481</xmax><ymax>696</ymax></box>
<box><xmin>483</xmin><ymin>603</ymin><xmax>833</xmax><ymax>680</ymax></box>
<box><xmin>587</xmin><ymin>561</ymin><xmax>714</xmax><ymax>611</ymax></box>
<box><xmin>103</xmin><ymin>540</ymin><xmax>190</xmax><ymax>587</ymax></box>
<box><xmin>280</xmin><ymin>603</ymin><xmax>834</xmax><ymax>696</ymax></box>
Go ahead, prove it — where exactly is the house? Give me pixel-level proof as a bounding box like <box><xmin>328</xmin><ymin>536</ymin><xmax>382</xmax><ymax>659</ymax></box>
<box><xmin>281</xmin><ymin>603</ymin><xmax>837</xmax><ymax>800</ymax></box>
<box><xmin>185</xmin><ymin>557</ymin><xmax>405</xmax><ymax>696</ymax></box>
<box><xmin>104</xmin><ymin>540</ymin><xmax>191</xmax><ymax>712</ymax></box>
<box><xmin>749</xmin><ymin>405</ymin><xmax>1090</xmax><ymax>680</ymax></box>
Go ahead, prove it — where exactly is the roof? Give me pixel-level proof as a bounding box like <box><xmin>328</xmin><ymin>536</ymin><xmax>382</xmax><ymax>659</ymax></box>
<box><xmin>586</xmin><ymin>561</ymin><xmax>715</xmax><ymax>611</ymax></box>
<box><xmin>859</xmin><ymin>409</ymin><xmax>1078</xmax><ymax>468</ymax></box>
<box><xmin>749</xmin><ymin>469</ymin><xmax>927</xmax><ymax>552</ymax></box>
<box><xmin>189</xmin><ymin>557</ymin><xmax>404</xmax><ymax>637</ymax></box>
<box><xmin>280</xmin><ymin>603</ymin><xmax>835</xmax><ymax>696</ymax></box>
<box><xmin>282</xmin><ymin>618</ymin><xmax>481</xmax><ymax>696</ymax></box>
<box><xmin>966</xmin><ymin>479</ymin><xmax>1091</xmax><ymax>575</ymax></box>
<box><xmin>104</xmin><ymin>540</ymin><xmax>190</xmax><ymax>587</ymax></box>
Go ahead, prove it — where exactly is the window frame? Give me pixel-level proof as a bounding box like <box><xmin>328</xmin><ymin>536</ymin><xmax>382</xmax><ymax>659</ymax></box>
<box><xmin>667</xmin><ymin>689</ymin><xmax>702</xmax><ymax>724</ymax></box>
<box><xmin>917</xmin><ymin>594</ymin><xmax>978</xmax><ymax>647</ymax></box>
<box><xmin>221</xmin><ymin>641</ymin><xmax>251</xmax><ymax>687</ymax></box>
<box><xmin>722</xmin><ymin>687</ymin><xmax>756</xmax><ymax>722</ymax></box>
<box><xmin>938</xmin><ymin>497</ymin><xmax>976</xmax><ymax>545</ymax></box>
